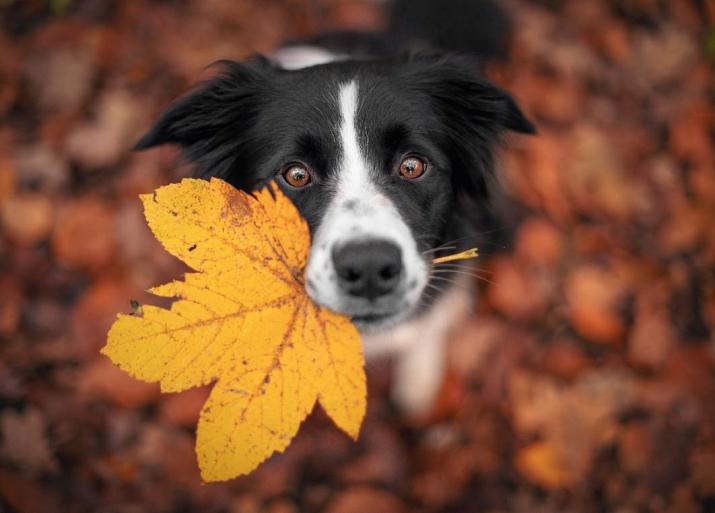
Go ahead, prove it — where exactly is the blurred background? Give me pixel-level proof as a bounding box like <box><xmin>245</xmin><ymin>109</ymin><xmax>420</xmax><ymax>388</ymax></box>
<box><xmin>0</xmin><ymin>1</ymin><xmax>714</xmax><ymax>512</ymax></box>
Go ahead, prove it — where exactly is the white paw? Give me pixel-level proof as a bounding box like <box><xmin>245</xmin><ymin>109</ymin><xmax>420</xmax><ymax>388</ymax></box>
<box><xmin>391</xmin><ymin>334</ymin><xmax>446</xmax><ymax>416</ymax></box>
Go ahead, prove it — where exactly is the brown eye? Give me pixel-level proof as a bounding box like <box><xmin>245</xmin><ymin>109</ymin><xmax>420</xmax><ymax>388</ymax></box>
<box><xmin>399</xmin><ymin>156</ymin><xmax>426</xmax><ymax>179</ymax></box>
<box><xmin>282</xmin><ymin>164</ymin><xmax>312</xmax><ymax>188</ymax></box>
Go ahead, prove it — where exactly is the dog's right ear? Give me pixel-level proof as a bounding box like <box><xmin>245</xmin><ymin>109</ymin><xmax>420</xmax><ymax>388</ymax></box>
<box><xmin>134</xmin><ymin>59</ymin><xmax>271</xmax><ymax>177</ymax></box>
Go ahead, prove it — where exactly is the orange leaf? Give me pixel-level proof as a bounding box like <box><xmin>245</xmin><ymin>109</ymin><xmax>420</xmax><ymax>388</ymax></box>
<box><xmin>102</xmin><ymin>178</ymin><xmax>365</xmax><ymax>481</ymax></box>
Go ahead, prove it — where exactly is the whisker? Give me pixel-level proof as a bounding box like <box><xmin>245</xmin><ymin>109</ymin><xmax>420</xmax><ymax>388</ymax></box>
<box><xmin>431</xmin><ymin>269</ymin><xmax>494</xmax><ymax>285</ymax></box>
<box><xmin>419</xmin><ymin>288</ymin><xmax>438</xmax><ymax>303</ymax></box>
<box><xmin>434</xmin><ymin>264</ymin><xmax>494</xmax><ymax>276</ymax></box>
<box><xmin>422</xmin><ymin>245</ymin><xmax>457</xmax><ymax>255</ymax></box>
<box><xmin>423</xmin><ymin>242</ymin><xmax>460</xmax><ymax>253</ymax></box>
<box><xmin>429</xmin><ymin>275</ymin><xmax>464</xmax><ymax>287</ymax></box>
<box><xmin>432</xmin><ymin>269</ymin><xmax>483</xmax><ymax>277</ymax></box>
<box><xmin>421</xmin><ymin>235</ymin><xmax>479</xmax><ymax>255</ymax></box>
<box><xmin>417</xmin><ymin>291</ymin><xmax>438</xmax><ymax>310</ymax></box>
<box><xmin>424</xmin><ymin>282</ymin><xmax>446</xmax><ymax>295</ymax></box>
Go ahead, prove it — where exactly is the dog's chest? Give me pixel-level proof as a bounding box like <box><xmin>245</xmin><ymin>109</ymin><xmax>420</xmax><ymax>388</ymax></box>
<box><xmin>361</xmin><ymin>279</ymin><xmax>474</xmax><ymax>360</ymax></box>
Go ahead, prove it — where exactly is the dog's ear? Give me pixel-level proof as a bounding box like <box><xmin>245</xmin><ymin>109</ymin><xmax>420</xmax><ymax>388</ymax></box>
<box><xmin>488</xmin><ymin>87</ymin><xmax>536</xmax><ymax>135</ymax></box>
<box><xmin>405</xmin><ymin>55</ymin><xmax>535</xmax><ymax>202</ymax></box>
<box><xmin>406</xmin><ymin>55</ymin><xmax>535</xmax><ymax>137</ymax></box>
<box><xmin>134</xmin><ymin>59</ymin><xmax>272</xmax><ymax>179</ymax></box>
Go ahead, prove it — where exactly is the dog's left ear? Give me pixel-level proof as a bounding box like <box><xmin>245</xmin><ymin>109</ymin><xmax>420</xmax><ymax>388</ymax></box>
<box><xmin>406</xmin><ymin>55</ymin><xmax>535</xmax><ymax>137</ymax></box>
<box><xmin>486</xmin><ymin>86</ymin><xmax>536</xmax><ymax>135</ymax></box>
<box><xmin>405</xmin><ymin>56</ymin><xmax>534</xmax><ymax>202</ymax></box>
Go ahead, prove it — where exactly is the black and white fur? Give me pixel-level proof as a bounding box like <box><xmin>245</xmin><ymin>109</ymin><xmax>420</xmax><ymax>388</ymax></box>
<box><xmin>135</xmin><ymin>3</ymin><xmax>534</xmax><ymax>415</ymax></box>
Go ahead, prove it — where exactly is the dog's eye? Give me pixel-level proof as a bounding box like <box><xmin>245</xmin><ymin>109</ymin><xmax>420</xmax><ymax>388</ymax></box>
<box><xmin>399</xmin><ymin>156</ymin><xmax>426</xmax><ymax>180</ymax></box>
<box><xmin>282</xmin><ymin>164</ymin><xmax>312</xmax><ymax>188</ymax></box>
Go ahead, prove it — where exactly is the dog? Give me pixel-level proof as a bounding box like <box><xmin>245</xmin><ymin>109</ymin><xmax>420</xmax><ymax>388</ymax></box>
<box><xmin>134</xmin><ymin>0</ymin><xmax>534</xmax><ymax>416</ymax></box>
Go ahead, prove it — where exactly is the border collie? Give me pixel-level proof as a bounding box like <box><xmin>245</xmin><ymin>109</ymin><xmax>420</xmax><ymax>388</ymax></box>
<box><xmin>134</xmin><ymin>0</ymin><xmax>534</xmax><ymax>415</ymax></box>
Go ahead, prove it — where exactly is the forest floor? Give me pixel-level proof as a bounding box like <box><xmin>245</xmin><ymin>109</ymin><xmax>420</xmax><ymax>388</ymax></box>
<box><xmin>0</xmin><ymin>1</ymin><xmax>714</xmax><ymax>512</ymax></box>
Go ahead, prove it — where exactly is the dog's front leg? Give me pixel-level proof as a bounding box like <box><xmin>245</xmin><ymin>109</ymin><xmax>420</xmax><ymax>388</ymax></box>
<box><xmin>391</xmin><ymin>327</ymin><xmax>448</xmax><ymax>416</ymax></box>
<box><xmin>363</xmin><ymin>281</ymin><xmax>473</xmax><ymax>416</ymax></box>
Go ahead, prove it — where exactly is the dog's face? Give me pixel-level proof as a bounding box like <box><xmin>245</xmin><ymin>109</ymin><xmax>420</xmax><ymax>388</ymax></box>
<box><xmin>136</xmin><ymin>56</ymin><xmax>533</xmax><ymax>332</ymax></box>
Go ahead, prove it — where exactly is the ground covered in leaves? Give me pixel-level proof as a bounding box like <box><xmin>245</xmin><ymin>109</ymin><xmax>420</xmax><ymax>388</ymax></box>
<box><xmin>1</xmin><ymin>1</ymin><xmax>714</xmax><ymax>512</ymax></box>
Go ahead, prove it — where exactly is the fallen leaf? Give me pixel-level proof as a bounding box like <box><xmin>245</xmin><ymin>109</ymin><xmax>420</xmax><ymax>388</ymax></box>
<box><xmin>71</xmin><ymin>277</ymin><xmax>136</xmax><ymax>358</ymax></box>
<box><xmin>510</xmin><ymin>369</ymin><xmax>635</xmax><ymax>488</ymax></box>
<box><xmin>0</xmin><ymin>407</ymin><xmax>57</xmax><ymax>476</ymax></box>
<box><xmin>102</xmin><ymin>178</ymin><xmax>365</xmax><ymax>481</ymax></box>
<box><xmin>13</xmin><ymin>144</ymin><xmax>69</xmax><ymax>191</ymax></box>
<box><xmin>79</xmin><ymin>358</ymin><xmax>160</xmax><ymax>409</ymax></box>
<box><xmin>536</xmin><ymin>339</ymin><xmax>590</xmax><ymax>380</ymax></box>
<box><xmin>628</xmin><ymin>291</ymin><xmax>675</xmax><ymax>370</ymax></box>
<box><xmin>0</xmin><ymin>150</ymin><xmax>15</xmax><ymax>203</ymax></box>
<box><xmin>159</xmin><ymin>386</ymin><xmax>211</xmax><ymax>428</ymax></box>
<box><xmin>52</xmin><ymin>195</ymin><xmax>116</xmax><ymax>272</ymax></box>
<box><xmin>266</xmin><ymin>500</ymin><xmax>299</xmax><ymax>513</ymax></box>
<box><xmin>618</xmin><ymin>422</ymin><xmax>652</xmax><ymax>474</ymax></box>
<box><xmin>691</xmin><ymin>444</ymin><xmax>715</xmax><ymax>497</ymax></box>
<box><xmin>324</xmin><ymin>487</ymin><xmax>406</xmax><ymax>513</ymax></box>
<box><xmin>65</xmin><ymin>89</ymin><xmax>144</xmax><ymax>170</ymax></box>
<box><xmin>0</xmin><ymin>468</ymin><xmax>60</xmax><ymax>513</ymax></box>
<box><xmin>23</xmin><ymin>48</ymin><xmax>95</xmax><ymax>114</ymax></box>
<box><xmin>0</xmin><ymin>276</ymin><xmax>22</xmax><ymax>336</ymax></box>
<box><xmin>514</xmin><ymin>217</ymin><xmax>563</xmax><ymax>268</ymax></box>
<box><xmin>515</xmin><ymin>441</ymin><xmax>572</xmax><ymax>489</ymax></box>
<box><xmin>564</xmin><ymin>264</ymin><xmax>628</xmax><ymax>343</ymax></box>
<box><xmin>0</xmin><ymin>193</ymin><xmax>54</xmax><ymax>246</ymax></box>
<box><xmin>487</xmin><ymin>256</ymin><xmax>551</xmax><ymax>321</ymax></box>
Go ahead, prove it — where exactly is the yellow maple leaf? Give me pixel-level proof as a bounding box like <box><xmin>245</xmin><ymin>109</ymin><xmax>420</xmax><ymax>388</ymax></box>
<box><xmin>102</xmin><ymin>178</ymin><xmax>365</xmax><ymax>482</ymax></box>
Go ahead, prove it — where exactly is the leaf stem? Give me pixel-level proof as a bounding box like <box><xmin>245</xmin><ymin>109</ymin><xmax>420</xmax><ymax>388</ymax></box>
<box><xmin>432</xmin><ymin>248</ymin><xmax>479</xmax><ymax>264</ymax></box>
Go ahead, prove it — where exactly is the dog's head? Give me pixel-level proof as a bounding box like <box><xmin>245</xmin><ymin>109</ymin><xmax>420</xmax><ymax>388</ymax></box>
<box><xmin>136</xmin><ymin>55</ymin><xmax>533</xmax><ymax>332</ymax></box>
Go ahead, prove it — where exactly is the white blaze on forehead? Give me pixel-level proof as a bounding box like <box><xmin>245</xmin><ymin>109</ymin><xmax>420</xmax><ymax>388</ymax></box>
<box><xmin>304</xmin><ymin>80</ymin><xmax>428</xmax><ymax>324</ymax></box>
<box><xmin>337</xmin><ymin>81</ymin><xmax>370</xmax><ymax>193</ymax></box>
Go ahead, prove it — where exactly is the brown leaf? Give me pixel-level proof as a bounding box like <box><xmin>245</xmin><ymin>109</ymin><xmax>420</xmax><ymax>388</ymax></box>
<box><xmin>447</xmin><ymin>317</ymin><xmax>502</xmax><ymax>380</ymax></box>
<box><xmin>23</xmin><ymin>48</ymin><xmax>95</xmax><ymax>114</ymax></box>
<box><xmin>628</xmin><ymin>300</ymin><xmax>675</xmax><ymax>370</ymax></box>
<box><xmin>515</xmin><ymin>217</ymin><xmax>564</xmax><ymax>268</ymax></box>
<box><xmin>503</xmin><ymin>135</ymin><xmax>573</xmax><ymax>223</ymax></box>
<box><xmin>1</xmin><ymin>193</ymin><xmax>54</xmax><ymax>246</ymax></box>
<box><xmin>565</xmin><ymin>264</ymin><xmax>628</xmax><ymax>343</ymax></box>
<box><xmin>324</xmin><ymin>487</ymin><xmax>406</xmax><ymax>513</ymax></box>
<box><xmin>52</xmin><ymin>196</ymin><xmax>116</xmax><ymax>272</ymax></box>
<box><xmin>339</xmin><ymin>424</ymin><xmax>406</xmax><ymax>486</ymax></box>
<box><xmin>0</xmin><ymin>276</ymin><xmax>22</xmax><ymax>336</ymax></box>
<box><xmin>266</xmin><ymin>500</ymin><xmax>299</xmax><ymax>513</ymax></box>
<box><xmin>0</xmin><ymin>407</ymin><xmax>57</xmax><ymax>475</ymax></box>
<box><xmin>511</xmin><ymin>369</ymin><xmax>635</xmax><ymax>488</ymax></box>
<box><xmin>618</xmin><ymin>422</ymin><xmax>652</xmax><ymax>474</ymax></box>
<box><xmin>79</xmin><ymin>358</ymin><xmax>160</xmax><ymax>408</ymax></box>
<box><xmin>515</xmin><ymin>441</ymin><xmax>574</xmax><ymax>489</ymax></box>
<box><xmin>629</xmin><ymin>26</ymin><xmax>697</xmax><ymax>90</ymax></box>
<box><xmin>134</xmin><ymin>424</ymin><xmax>199</xmax><ymax>488</ymax></box>
<box><xmin>0</xmin><ymin>148</ymin><xmax>16</xmax><ymax>202</ymax></box>
<box><xmin>536</xmin><ymin>339</ymin><xmax>590</xmax><ymax>380</ymax></box>
<box><xmin>70</xmin><ymin>277</ymin><xmax>136</xmax><ymax>357</ymax></box>
<box><xmin>567</xmin><ymin>124</ymin><xmax>636</xmax><ymax>221</ymax></box>
<box><xmin>159</xmin><ymin>386</ymin><xmax>210</xmax><ymax>428</ymax></box>
<box><xmin>13</xmin><ymin>144</ymin><xmax>69</xmax><ymax>191</ymax></box>
<box><xmin>487</xmin><ymin>257</ymin><xmax>552</xmax><ymax>322</ymax></box>
<box><xmin>691</xmin><ymin>444</ymin><xmax>715</xmax><ymax>497</ymax></box>
<box><xmin>65</xmin><ymin>90</ymin><xmax>144</xmax><ymax>170</ymax></box>
<box><xmin>0</xmin><ymin>469</ymin><xmax>60</xmax><ymax>513</ymax></box>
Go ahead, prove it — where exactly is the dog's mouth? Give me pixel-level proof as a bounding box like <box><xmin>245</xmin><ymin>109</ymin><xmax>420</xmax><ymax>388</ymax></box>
<box><xmin>349</xmin><ymin>308</ymin><xmax>409</xmax><ymax>333</ymax></box>
<box><xmin>351</xmin><ymin>311</ymin><xmax>395</xmax><ymax>323</ymax></box>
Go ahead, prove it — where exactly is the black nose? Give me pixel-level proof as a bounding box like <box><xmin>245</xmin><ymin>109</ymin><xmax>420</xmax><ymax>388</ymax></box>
<box><xmin>332</xmin><ymin>240</ymin><xmax>403</xmax><ymax>300</ymax></box>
